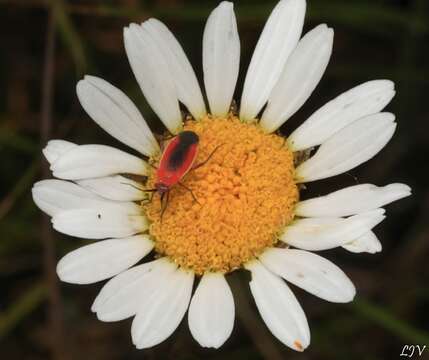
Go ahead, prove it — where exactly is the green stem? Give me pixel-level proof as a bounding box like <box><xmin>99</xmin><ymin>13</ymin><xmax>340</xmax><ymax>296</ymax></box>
<box><xmin>51</xmin><ymin>0</ymin><xmax>88</xmax><ymax>75</ymax></box>
<box><xmin>352</xmin><ymin>297</ymin><xmax>429</xmax><ymax>344</ymax></box>
<box><xmin>0</xmin><ymin>160</ymin><xmax>39</xmax><ymax>220</ymax></box>
<box><xmin>0</xmin><ymin>283</ymin><xmax>46</xmax><ymax>338</ymax></box>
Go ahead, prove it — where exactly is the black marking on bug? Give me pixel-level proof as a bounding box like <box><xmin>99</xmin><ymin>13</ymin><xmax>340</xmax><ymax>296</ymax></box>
<box><xmin>97</xmin><ymin>214</ymin><xmax>101</xmax><ymax>219</ymax></box>
<box><xmin>166</xmin><ymin>131</ymin><xmax>199</xmax><ymax>170</ymax></box>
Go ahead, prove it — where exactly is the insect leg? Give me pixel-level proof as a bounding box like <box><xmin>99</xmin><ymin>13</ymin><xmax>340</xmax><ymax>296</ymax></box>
<box><xmin>192</xmin><ymin>144</ymin><xmax>224</xmax><ymax>171</ymax></box>
<box><xmin>178</xmin><ymin>182</ymin><xmax>200</xmax><ymax>204</ymax></box>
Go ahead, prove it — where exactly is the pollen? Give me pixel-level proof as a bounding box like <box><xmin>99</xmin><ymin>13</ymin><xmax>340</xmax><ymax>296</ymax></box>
<box><xmin>144</xmin><ymin>115</ymin><xmax>298</xmax><ymax>275</ymax></box>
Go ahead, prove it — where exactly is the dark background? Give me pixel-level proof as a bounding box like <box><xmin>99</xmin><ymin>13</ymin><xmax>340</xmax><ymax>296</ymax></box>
<box><xmin>1</xmin><ymin>0</ymin><xmax>428</xmax><ymax>359</ymax></box>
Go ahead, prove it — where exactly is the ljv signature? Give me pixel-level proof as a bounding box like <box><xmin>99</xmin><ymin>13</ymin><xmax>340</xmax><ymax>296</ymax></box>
<box><xmin>400</xmin><ymin>345</ymin><xmax>426</xmax><ymax>358</ymax></box>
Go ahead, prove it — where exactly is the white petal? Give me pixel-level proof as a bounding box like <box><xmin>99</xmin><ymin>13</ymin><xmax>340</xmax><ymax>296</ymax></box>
<box><xmin>239</xmin><ymin>0</ymin><xmax>306</xmax><ymax>121</ymax></box>
<box><xmin>32</xmin><ymin>179</ymin><xmax>140</xmax><ymax>217</ymax></box>
<box><xmin>124</xmin><ymin>24</ymin><xmax>182</xmax><ymax>134</ymax></box>
<box><xmin>289</xmin><ymin>80</ymin><xmax>395</xmax><ymax>151</ymax></box>
<box><xmin>132</xmin><ymin>268</ymin><xmax>194</xmax><ymax>349</ymax></box>
<box><xmin>295</xmin><ymin>183</ymin><xmax>411</xmax><ymax>217</ymax></box>
<box><xmin>143</xmin><ymin>19</ymin><xmax>206</xmax><ymax>120</ymax></box>
<box><xmin>43</xmin><ymin>139</ymin><xmax>77</xmax><ymax>165</ymax></box>
<box><xmin>77</xmin><ymin>175</ymin><xmax>146</xmax><ymax>202</ymax></box>
<box><xmin>203</xmin><ymin>2</ymin><xmax>240</xmax><ymax>117</ymax></box>
<box><xmin>51</xmin><ymin>144</ymin><xmax>149</xmax><ymax>180</ymax></box>
<box><xmin>76</xmin><ymin>76</ymin><xmax>159</xmax><ymax>157</ymax></box>
<box><xmin>244</xmin><ymin>260</ymin><xmax>310</xmax><ymax>352</ymax></box>
<box><xmin>33</xmin><ymin>179</ymin><xmax>97</xmax><ymax>217</ymax></box>
<box><xmin>296</xmin><ymin>113</ymin><xmax>396</xmax><ymax>183</ymax></box>
<box><xmin>57</xmin><ymin>235</ymin><xmax>154</xmax><ymax>284</ymax></box>
<box><xmin>260</xmin><ymin>248</ymin><xmax>355</xmax><ymax>303</ymax></box>
<box><xmin>342</xmin><ymin>231</ymin><xmax>382</xmax><ymax>254</ymax></box>
<box><xmin>281</xmin><ymin>209</ymin><xmax>386</xmax><ymax>251</ymax></box>
<box><xmin>260</xmin><ymin>24</ymin><xmax>333</xmax><ymax>133</ymax></box>
<box><xmin>52</xmin><ymin>208</ymin><xmax>148</xmax><ymax>240</ymax></box>
<box><xmin>188</xmin><ymin>273</ymin><xmax>235</xmax><ymax>348</ymax></box>
<box><xmin>92</xmin><ymin>258</ymin><xmax>177</xmax><ymax>321</ymax></box>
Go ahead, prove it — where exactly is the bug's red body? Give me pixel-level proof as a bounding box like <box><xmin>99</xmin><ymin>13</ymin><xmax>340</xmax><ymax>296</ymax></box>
<box><xmin>155</xmin><ymin>131</ymin><xmax>199</xmax><ymax>193</ymax></box>
<box><xmin>149</xmin><ymin>130</ymin><xmax>220</xmax><ymax>221</ymax></box>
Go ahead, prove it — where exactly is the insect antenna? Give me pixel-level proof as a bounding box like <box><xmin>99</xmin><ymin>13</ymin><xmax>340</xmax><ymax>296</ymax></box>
<box><xmin>141</xmin><ymin>188</ymin><xmax>158</xmax><ymax>205</ymax></box>
<box><xmin>120</xmin><ymin>182</ymin><xmax>159</xmax><ymax>204</ymax></box>
<box><xmin>160</xmin><ymin>191</ymin><xmax>170</xmax><ymax>224</ymax></box>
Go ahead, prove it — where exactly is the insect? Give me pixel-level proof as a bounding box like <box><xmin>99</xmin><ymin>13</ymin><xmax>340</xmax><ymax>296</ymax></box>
<box><xmin>146</xmin><ymin>130</ymin><xmax>221</xmax><ymax>221</ymax></box>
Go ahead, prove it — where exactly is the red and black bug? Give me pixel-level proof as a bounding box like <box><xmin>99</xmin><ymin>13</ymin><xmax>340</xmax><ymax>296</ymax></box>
<box><xmin>156</xmin><ymin>131</ymin><xmax>199</xmax><ymax>193</ymax></box>
<box><xmin>146</xmin><ymin>130</ymin><xmax>220</xmax><ymax>220</ymax></box>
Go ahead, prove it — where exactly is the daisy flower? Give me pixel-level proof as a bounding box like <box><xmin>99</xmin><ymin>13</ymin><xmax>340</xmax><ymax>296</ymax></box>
<box><xmin>32</xmin><ymin>0</ymin><xmax>411</xmax><ymax>352</ymax></box>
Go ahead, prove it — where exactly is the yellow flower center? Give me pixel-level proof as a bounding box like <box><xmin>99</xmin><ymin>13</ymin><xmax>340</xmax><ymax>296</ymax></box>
<box><xmin>144</xmin><ymin>115</ymin><xmax>298</xmax><ymax>275</ymax></box>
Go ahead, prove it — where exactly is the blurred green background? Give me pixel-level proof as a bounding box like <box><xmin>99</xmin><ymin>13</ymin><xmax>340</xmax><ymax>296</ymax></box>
<box><xmin>1</xmin><ymin>0</ymin><xmax>428</xmax><ymax>359</ymax></box>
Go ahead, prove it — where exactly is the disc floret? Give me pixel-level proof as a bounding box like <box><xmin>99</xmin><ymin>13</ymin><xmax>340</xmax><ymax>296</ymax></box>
<box><xmin>145</xmin><ymin>115</ymin><xmax>299</xmax><ymax>274</ymax></box>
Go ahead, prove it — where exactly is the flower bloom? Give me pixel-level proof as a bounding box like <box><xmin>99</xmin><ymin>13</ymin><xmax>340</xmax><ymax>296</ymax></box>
<box><xmin>32</xmin><ymin>0</ymin><xmax>411</xmax><ymax>351</ymax></box>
